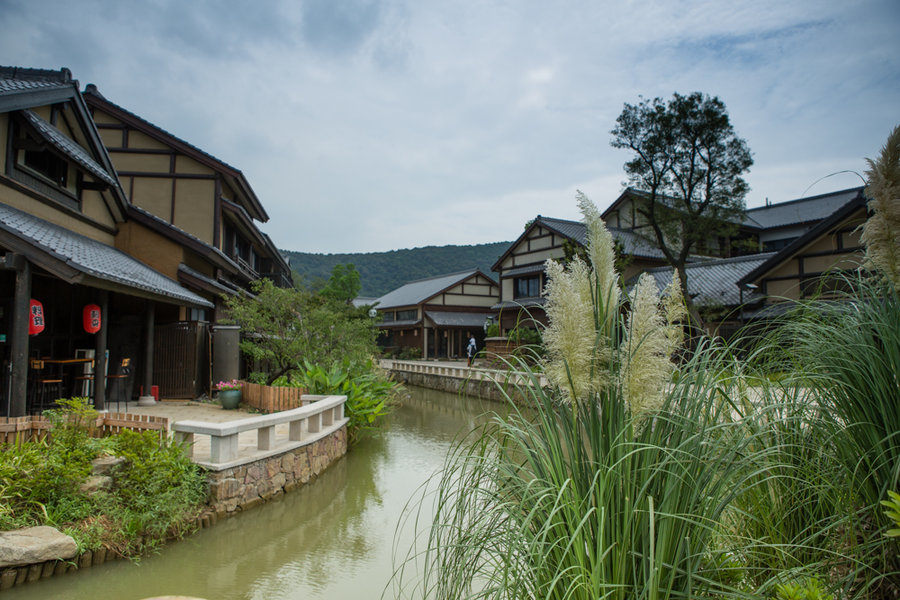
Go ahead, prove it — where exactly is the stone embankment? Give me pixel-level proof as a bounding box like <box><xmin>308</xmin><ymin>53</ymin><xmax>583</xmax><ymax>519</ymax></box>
<box><xmin>382</xmin><ymin>359</ymin><xmax>547</xmax><ymax>403</ymax></box>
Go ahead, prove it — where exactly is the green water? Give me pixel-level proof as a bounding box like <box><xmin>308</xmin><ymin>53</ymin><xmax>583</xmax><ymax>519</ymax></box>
<box><xmin>8</xmin><ymin>386</ymin><xmax>504</xmax><ymax>600</ymax></box>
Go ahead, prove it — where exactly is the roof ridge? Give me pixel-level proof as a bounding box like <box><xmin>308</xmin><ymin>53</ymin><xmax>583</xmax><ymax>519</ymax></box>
<box><xmin>0</xmin><ymin>65</ymin><xmax>72</xmax><ymax>83</ymax></box>
<box><xmin>747</xmin><ymin>186</ymin><xmax>863</xmax><ymax>213</ymax></box>
<box><xmin>404</xmin><ymin>268</ymin><xmax>479</xmax><ymax>284</ymax></box>
<box><xmin>642</xmin><ymin>252</ymin><xmax>777</xmax><ymax>273</ymax></box>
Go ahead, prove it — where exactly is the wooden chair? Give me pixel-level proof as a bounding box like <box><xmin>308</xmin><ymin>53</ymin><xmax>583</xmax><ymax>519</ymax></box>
<box><xmin>29</xmin><ymin>359</ymin><xmax>63</xmax><ymax>414</ymax></box>
<box><xmin>107</xmin><ymin>358</ymin><xmax>131</xmax><ymax>412</ymax></box>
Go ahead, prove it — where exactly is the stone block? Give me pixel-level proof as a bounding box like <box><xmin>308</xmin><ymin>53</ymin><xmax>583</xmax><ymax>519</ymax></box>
<box><xmin>25</xmin><ymin>563</ymin><xmax>42</xmax><ymax>583</ymax></box>
<box><xmin>280</xmin><ymin>452</ymin><xmax>295</xmax><ymax>473</ymax></box>
<box><xmin>0</xmin><ymin>569</ymin><xmax>17</xmax><ymax>590</ymax></box>
<box><xmin>243</xmin><ymin>496</ymin><xmax>264</xmax><ymax>511</ymax></box>
<box><xmin>91</xmin><ymin>455</ymin><xmax>126</xmax><ymax>475</ymax></box>
<box><xmin>80</xmin><ymin>475</ymin><xmax>113</xmax><ymax>495</ymax></box>
<box><xmin>209</xmin><ymin>477</ymin><xmax>240</xmax><ymax>501</ymax></box>
<box><xmin>41</xmin><ymin>560</ymin><xmax>54</xmax><ymax>578</ymax></box>
<box><xmin>0</xmin><ymin>527</ymin><xmax>78</xmax><ymax>568</ymax></box>
<box><xmin>271</xmin><ymin>472</ymin><xmax>286</xmax><ymax>491</ymax></box>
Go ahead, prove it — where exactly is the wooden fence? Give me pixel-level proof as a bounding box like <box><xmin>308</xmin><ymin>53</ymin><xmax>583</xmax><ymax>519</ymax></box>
<box><xmin>240</xmin><ymin>382</ymin><xmax>307</xmax><ymax>414</ymax></box>
<box><xmin>0</xmin><ymin>413</ymin><xmax>168</xmax><ymax>445</ymax></box>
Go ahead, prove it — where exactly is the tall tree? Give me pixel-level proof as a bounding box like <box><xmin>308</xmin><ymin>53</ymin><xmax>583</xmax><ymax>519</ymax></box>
<box><xmin>320</xmin><ymin>263</ymin><xmax>362</xmax><ymax>304</ymax></box>
<box><xmin>610</xmin><ymin>92</ymin><xmax>753</xmax><ymax>326</ymax></box>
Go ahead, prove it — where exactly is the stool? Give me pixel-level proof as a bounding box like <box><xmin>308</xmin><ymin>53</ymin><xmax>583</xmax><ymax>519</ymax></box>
<box><xmin>29</xmin><ymin>359</ymin><xmax>63</xmax><ymax>414</ymax></box>
<box><xmin>106</xmin><ymin>358</ymin><xmax>131</xmax><ymax>412</ymax></box>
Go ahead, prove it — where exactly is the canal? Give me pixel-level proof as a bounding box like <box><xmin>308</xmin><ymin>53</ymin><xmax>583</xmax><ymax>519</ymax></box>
<box><xmin>7</xmin><ymin>386</ymin><xmax>505</xmax><ymax>600</ymax></box>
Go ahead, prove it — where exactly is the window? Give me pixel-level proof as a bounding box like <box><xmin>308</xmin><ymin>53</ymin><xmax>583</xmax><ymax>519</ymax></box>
<box><xmin>396</xmin><ymin>309</ymin><xmax>417</xmax><ymax>321</ymax></box>
<box><xmin>381</xmin><ymin>311</ymin><xmax>395</xmax><ymax>323</ymax></box>
<box><xmin>23</xmin><ymin>149</ymin><xmax>68</xmax><ymax>187</ymax></box>
<box><xmin>514</xmin><ymin>275</ymin><xmax>541</xmax><ymax>299</ymax></box>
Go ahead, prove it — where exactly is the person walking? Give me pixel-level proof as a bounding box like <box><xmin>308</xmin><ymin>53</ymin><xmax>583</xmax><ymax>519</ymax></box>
<box><xmin>466</xmin><ymin>333</ymin><xmax>477</xmax><ymax>367</ymax></box>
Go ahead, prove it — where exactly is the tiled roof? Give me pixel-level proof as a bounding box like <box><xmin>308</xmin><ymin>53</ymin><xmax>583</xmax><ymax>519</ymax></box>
<box><xmin>424</xmin><ymin>311</ymin><xmax>495</xmax><ymax>328</ymax></box>
<box><xmin>0</xmin><ymin>202</ymin><xmax>213</xmax><ymax>307</ymax></box>
<box><xmin>536</xmin><ymin>215</ymin><xmax>667</xmax><ymax>259</ymax></box>
<box><xmin>491</xmin><ymin>297</ymin><xmax>546</xmax><ymax>311</ymax></box>
<box><xmin>0</xmin><ymin>67</ymin><xmax>77</xmax><ymax>113</ymax></box>
<box><xmin>0</xmin><ymin>67</ymin><xmax>71</xmax><ymax>92</ymax></box>
<box><xmin>376</xmin><ymin>269</ymin><xmax>488</xmax><ymax>309</ymax></box>
<box><xmin>743</xmin><ymin>187</ymin><xmax>863</xmax><ymax>229</ymax></box>
<box><xmin>21</xmin><ymin>109</ymin><xmax>117</xmax><ymax>185</ymax></box>
<box><xmin>378</xmin><ymin>319</ymin><xmax>421</xmax><ymax>329</ymax></box>
<box><xmin>630</xmin><ymin>253</ymin><xmax>775</xmax><ymax>308</ymax></box>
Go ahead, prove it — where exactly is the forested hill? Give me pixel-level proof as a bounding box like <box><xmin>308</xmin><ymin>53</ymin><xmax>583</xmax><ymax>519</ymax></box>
<box><xmin>283</xmin><ymin>241</ymin><xmax>512</xmax><ymax>298</ymax></box>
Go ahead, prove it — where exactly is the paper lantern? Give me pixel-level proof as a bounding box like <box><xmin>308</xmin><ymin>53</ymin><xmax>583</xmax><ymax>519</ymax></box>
<box><xmin>83</xmin><ymin>304</ymin><xmax>101</xmax><ymax>334</ymax></box>
<box><xmin>28</xmin><ymin>299</ymin><xmax>45</xmax><ymax>336</ymax></box>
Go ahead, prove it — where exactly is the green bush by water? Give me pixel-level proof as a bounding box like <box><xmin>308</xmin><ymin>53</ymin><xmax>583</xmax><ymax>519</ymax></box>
<box><xmin>0</xmin><ymin>400</ymin><xmax>205</xmax><ymax>558</ymax></box>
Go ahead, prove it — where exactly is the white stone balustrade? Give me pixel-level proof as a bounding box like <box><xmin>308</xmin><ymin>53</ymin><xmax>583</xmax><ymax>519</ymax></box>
<box><xmin>384</xmin><ymin>359</ymin><xmax>548</xmax><ymax>387</ymax></box>
<box><xmin>172</xmin><ymin>394</ymin><xmax>347</xmax><ymax>470</ymax></box>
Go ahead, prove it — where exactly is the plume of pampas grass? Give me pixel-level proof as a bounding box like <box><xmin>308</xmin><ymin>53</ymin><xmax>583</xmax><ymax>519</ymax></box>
<box><xmin>542</xmin><ymin>257</ymin><xmax>605</xmax><ymax>401</ymax></box>
<box><xmin>662</xmin><ymin>270</ymin><xmax>687</xmax><ymax>354</ymax></box>
<box><xmin>862</xmin><ymin>124</ymin><xmax>900</xmax><ymax>290</ymax></box>
<box><xmin>621</xmin><ymin>273</ymin><xmax>673</xmax><ymax>417</ymax></box>
<box><xmin>577</xmin><ymin>191</ymin><xmax>620</xmax><ymax>333</ymax></box>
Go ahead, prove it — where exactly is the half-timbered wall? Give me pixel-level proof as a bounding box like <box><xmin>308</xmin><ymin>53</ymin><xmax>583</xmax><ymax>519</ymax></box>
<box><xmin>91</xmin><ymin>108</ymin><xmax>216</xmax><ymax>245</ymax></box>
<box><xmin>758</xmin><ymin>210</ymin><xmax>866</xmax><ymax>302</ymax></box>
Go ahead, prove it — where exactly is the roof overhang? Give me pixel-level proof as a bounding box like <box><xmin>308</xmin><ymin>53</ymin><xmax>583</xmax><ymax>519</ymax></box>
<box><xmin>0</xmin><ymin>204</ymin><xmax>213</xmax><ymax>308</ymax></box>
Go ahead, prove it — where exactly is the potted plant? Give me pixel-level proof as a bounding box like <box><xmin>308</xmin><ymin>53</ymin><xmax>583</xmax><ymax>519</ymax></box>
<box><xmin>216</xmin><ymin>379</ymin><xmax>243</xmax><ymax>409</ymax></box>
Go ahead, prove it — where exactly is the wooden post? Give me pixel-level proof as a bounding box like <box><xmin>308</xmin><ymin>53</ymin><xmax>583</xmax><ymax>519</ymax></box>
<box><xmin>93</xmin><ymin>290</ymin><xmax>109</xmax><ymax>412</ymax></box>
<box><xmin>9</xmin><ymin>256</ymin><xmax>30</xmax><ymax>417</ymax></box>
<box><xmin>142</xmin><ymin>301</ymin><xmax>154</xmax><ymax>396</ymax></box>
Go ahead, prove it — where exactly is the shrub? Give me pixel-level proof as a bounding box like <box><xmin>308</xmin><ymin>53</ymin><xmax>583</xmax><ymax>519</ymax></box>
<box><xmin>292</xmin><ymin>358</ymin><xmax>399</xmax><ymax>444</ymax></box>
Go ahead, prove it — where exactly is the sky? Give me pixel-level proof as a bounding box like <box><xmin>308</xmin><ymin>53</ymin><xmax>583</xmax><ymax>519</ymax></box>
<box><xmin>1</xmin><ymin>0</ymin><xmax>897</xmax><ymax>254</ymax></box>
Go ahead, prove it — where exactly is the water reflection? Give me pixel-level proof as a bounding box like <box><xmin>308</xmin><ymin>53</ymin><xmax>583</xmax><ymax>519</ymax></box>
<box><xmin>5</xmin><ymin>386</ymin><xmax>506</xmax><ymax>600</ymax></box>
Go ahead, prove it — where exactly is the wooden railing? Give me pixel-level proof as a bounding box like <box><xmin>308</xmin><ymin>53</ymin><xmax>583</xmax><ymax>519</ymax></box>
<box><xmin>240</xmin><ymin>382</ymin><xmax>307</xmax><ymax>413</ymax></box>
<box><xmin>0</xmin><ymin>413</ymin><xmax>168</xmax><ymax>445</ymax></box>
<box><xmin>172</xmin><ymin>395</ymin><xmax>347</xmax><ymax>469</ymax></box>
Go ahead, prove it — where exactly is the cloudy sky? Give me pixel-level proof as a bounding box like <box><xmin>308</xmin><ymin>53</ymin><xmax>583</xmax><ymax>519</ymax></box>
<box><xmin>1</xmin><ymin>0</ymin><xmax>897</xmax><ymax>253</ymax></box>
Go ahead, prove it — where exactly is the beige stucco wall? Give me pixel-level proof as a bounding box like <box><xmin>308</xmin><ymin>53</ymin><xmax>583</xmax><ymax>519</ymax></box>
<box><xmin>175</xmin><ymin>154</ymin><xmax>215</xmax><ymax>176</ymax></box>
<box><xmin>512</xmin><ymin>247</ymin><xmax>559</xmax><ymax>266</ymax></box>
<box><xmin>115</xmin><ymin>221</ymin><xmax>185</xmax><ymax>279</ymax></box>
<box><xmin>113</xmin><ymin>153</ymin><xmax>170</xmax><ymax>173</ymax></box>
<box><xmin>98</xmin><ymin>127</ymin><xmax>123</xmax><ymax>148</ymax></box>
<box><xmin>131</xmin><ymin>178</ymin><xmax>174</xmax><ymax>220</ymax></box>
<box><xmin>173</xmin><ymin>179</ymin><xmax>215</xmax><ymax>243</ymax></box>
<box><xmin>0</xmin><ymin>185</ymin><xmax>115</xmax><ymax>244</ymax></box>
<box><xmin>127</xmin><ymin>130</ymin><xmax>169</xmax><ymax>151</ymax></box>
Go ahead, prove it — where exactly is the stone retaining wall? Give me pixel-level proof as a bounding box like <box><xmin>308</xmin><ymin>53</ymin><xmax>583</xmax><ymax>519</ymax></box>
<box><xmin>390</xmin><ymin>370</ymin><xmax>531</xmax><ymax>403</ymax></box>
<box><xmin>204</xmin><ymin>425</ymin><xmax>347</xmax><ymax>515</ymax></box>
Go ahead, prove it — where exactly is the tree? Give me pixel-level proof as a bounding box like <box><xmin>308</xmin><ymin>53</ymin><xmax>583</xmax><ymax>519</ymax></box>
<box><xmin>320</xmin><ymin>263</ymin><xmax>362</xmax><ymax>304</ymax></box>
<box><xmin>610</xmin><ymin>92</ymin><xmax>753</xmax><ymax>326</ymax></box>
<box><xmin>223</xmin><ymin>279</ymin><xmax>377</xmax><ymax>385</ymax></box>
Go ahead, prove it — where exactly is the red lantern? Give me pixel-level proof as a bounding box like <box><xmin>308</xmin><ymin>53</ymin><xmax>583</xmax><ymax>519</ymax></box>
<box><xmin>28</xmin><ymin>299</ymin><xmax>45</xmax><ymax>336</ymax></box>
<box><xmin>83</xmin><ymin>304</ymin><xmax>101</xmax><ymax>334</ymax></box>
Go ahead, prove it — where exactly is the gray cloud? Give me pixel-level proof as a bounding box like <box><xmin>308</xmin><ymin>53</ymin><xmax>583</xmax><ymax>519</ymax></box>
<box><xmin>0</xmin><ymin>0</ymin><xmax>897</xmax><ymax>253</ymax></box>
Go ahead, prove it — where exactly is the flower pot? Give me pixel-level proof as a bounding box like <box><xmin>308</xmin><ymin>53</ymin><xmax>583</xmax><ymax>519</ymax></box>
<box><xmin>218</xmin><ymin>389</ymin><xmax>242</xmax><ymax>410</ymax></box>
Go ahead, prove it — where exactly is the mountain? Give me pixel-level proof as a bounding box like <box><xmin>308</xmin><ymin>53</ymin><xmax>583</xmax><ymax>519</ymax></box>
<box><xmin>282</xmin><ymin>241</ymin><xmax>512</xmax><ymax>298</ymax></box>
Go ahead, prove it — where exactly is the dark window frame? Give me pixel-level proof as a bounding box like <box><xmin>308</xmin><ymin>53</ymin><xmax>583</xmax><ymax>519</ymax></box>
<box><xmin>514</xmin><ymin>275</ymin><xmax>542</xmax><ymax>299</ymax></box>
